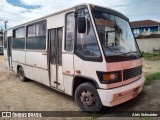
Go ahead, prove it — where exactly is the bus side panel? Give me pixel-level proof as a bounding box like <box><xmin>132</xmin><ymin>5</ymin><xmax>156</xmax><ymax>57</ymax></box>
<box><xmin>26</xmin><ymin>51</ymin><xmax>49</xmax><ymax>86</ymax></box>
<box><xmin>12</xmin><ymin>50</ymin><xmax>25</xmax><ymax>72</ymax></box>
<box><xmin>74</xmin><ymin>55</ymin><xmax>106</xmax><ymax>88</ymax></box>
<box><xmin>12</xmin><ymin>50</ymin><xmax>25</xmax><ymax>63</ymax></box>
<box><xmin>63</xmin><ymin>54</ymin><xmax>74</xmax><ymax>96</ymax></box>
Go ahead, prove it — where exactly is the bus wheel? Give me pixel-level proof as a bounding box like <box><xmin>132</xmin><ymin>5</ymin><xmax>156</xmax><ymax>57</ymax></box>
<box><xmin>18</xmin><ymin>67</ymin><xmax>26</xmax><ymax>82</ymax></box>
<box><xmin>74</xmin><ymin>82</ymin><xmax>102</xmax><ymax>112</ymax></box>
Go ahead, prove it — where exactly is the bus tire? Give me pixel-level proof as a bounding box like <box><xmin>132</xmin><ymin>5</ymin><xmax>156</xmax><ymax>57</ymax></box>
<box><xmin>18</xmin><ymin>67</ymin><xmax>26</xmax><ymax>82</ymax></box>
<box><xmin>74</xmin><ymin>82</ymin><xmax>102</xmax><ymax>112</ymax></box>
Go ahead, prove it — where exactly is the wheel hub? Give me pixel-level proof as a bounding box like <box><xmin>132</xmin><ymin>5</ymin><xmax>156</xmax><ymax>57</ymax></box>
<box><xmin>80</xmin><ymin>90</ymin><xmax>96</xmax><ymax>107</ymax></box>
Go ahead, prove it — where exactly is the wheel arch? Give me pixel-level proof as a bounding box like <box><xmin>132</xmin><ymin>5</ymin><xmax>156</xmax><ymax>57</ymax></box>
<box><xmin>72</xmin><ymin>75</ymin><xmax>99</xmax><ymax>96</ymax></box>
<box><xmin>17</xmin><ymin>65</ymin><xmax>22</xmax><ymax>73</ymax></box>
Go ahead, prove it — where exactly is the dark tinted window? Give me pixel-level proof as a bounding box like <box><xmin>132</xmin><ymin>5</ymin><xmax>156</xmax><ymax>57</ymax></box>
<box><xmin>65</xmin><ymin>12</ymin><xmax>74</xmax><ymax>51</ymax></box>
<box><xmin>50</xmin><ymin>28</ymin><xmax>63</xmax><ymax>65</ymax></box>
<box><xmin>4</xmin><ymin>32</ymin><xmax>7</xmax><ymax>48</ymax></box>
<box><xmin>12</xmin><ymin>38</ymin><xmax>25</xmax><ymax>49</ymax></box>
<box><xmin>57</xmin><ymin>28</ymin><xmax>63</xmax><ymax>65</ymax></box>
<box><xmin>50</xmin><ymin>29</ymin><xmax>56</xmax><ymax>64</ymax></box>
<box><xmin>13</xmin><ymin>27</ymin><xmax>25</xmax><ymax>49</ymax></box>
<box><xmin>26</xmin><ymin>20</ymin><xmax>46</xmax><ymax>50</ymax></box>
<box><xmin>26</xmin><ymin>36</ymin><xmax>46</xmax><ymax>50</ymax></box>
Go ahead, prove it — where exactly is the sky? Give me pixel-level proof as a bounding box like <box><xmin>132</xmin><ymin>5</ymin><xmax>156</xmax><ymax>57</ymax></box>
<box><xmin>0</xmin><ymin>0</ymin><xmax>160</xmax><ymax>29</ymax></box>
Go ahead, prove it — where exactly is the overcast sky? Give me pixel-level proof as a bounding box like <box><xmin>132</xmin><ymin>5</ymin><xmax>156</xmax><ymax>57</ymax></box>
<box><xmin>0</xmin><ymin>0</ymin><xmax>160</xmax><ymax>29</ymax></box>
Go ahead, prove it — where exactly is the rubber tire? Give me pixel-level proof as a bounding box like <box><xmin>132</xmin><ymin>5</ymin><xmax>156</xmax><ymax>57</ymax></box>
<box><xmin>74</xmin><ymin>82</ymin><xmax>102</xmax><ymax>112</ymax></box>
<box><xmin>18</xmin><ymin>67</ymin><xmax>27</xmax><ymax>82</ymax></box>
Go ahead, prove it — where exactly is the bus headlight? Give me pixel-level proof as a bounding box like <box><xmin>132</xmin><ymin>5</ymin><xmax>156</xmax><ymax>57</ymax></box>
<box><xmin>97</xmin><ymin>71</ymin><xmax>122</xmax><ymax>84</ymax></box>
<box><xmin>103</xmin><ymin>73</ymin><xmax>118</xmax><ymax>81</ymax></box>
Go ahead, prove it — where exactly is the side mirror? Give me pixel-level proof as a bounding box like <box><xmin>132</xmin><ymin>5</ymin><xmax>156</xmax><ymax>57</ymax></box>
<box><xmin>77</xmin><ymin>17</ymin><xmax>86</xmax><ymax>33</ymax></box>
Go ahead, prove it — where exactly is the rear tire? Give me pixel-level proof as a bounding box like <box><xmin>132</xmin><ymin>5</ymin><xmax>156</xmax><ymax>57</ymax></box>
<box><xmin>18</xmin><ymin>67</ymin><xmax>27</xmax><ymax>82</ymax></box>
<box><xmin>74</xmin><ymin>82</ymin><xmax>102</xmax><ymax>112</ymax></box>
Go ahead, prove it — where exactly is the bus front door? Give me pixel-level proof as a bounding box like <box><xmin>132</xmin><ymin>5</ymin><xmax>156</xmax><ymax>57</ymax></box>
<box><xmin>49</xmin><ymin>28</ymin><xmax>64</xmax><ymax>91</ymax></box>
<box><xmin>7</xmin><ymin>37</ymin><xmax>12</xmax><ymax>69</ymax></box>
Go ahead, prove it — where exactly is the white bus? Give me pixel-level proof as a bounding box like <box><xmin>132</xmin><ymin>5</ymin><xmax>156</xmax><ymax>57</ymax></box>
<box><xmin>3</xmin><ymin>3</ymin><xmax>145</xmax><ymax>112</ymax></box>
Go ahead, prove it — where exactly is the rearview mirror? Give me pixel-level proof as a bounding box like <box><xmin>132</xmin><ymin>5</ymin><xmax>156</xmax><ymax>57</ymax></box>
<box><xmin>77</xmin><ymin>17</ymin><xmax>86</xmax><ymax>33</ymax></box>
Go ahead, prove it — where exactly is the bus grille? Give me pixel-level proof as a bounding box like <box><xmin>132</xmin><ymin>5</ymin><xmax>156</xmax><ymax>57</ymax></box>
<box><xmin>123</xmin><ymin>66</ymin><xmax>142</xmax><ymax>80</ymax></box>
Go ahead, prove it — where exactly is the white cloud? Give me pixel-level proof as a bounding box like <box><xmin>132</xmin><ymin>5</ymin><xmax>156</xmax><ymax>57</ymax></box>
<box><xmin>1</xmin><ymin>0</ymin><xmax>129</xmax><ymax>28</ymax></box>
<box><xmin>0</xmin><ymin>0</ymin><xmax>160</xmax><ymax>29</ymax></box>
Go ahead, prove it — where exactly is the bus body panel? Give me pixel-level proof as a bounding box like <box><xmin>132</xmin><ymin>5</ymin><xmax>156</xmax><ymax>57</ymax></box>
<box><xmin>25</xmin><ymin>51</ymin><xmax>48</xmax><ymax>69</ymax></box>
<box><xmin>12</xmin><ymin>50</ymin><xmax>25</xmax><ymax>64</ymax></box>
<box><xmin>47</xmin><ymin>13</ymin><xmax>65</xmax><ymax>29</ymax></box>
<box><xmin>7</xmin><ymin>29</ymin><xmax>12</xmax><ymax>37</ymax></box>
<box><xmin>98</xmin><ymin>75</ymin><xmax>144</xmax><ymax>106</ymax></box>
<box><xmin>97</xmin><ymin>59</ymin><xmax>143</xmax><ymax>89</ymax></box>
<box><xmin>63</xmin><ymin>53</ymin><xmax>74</xmax><ymax>95</ymax></box>
<box><xmin>4</xmin><ymin>50</ymin><xmax>9</xmax><ymax>68</ymax></box>
<box><xmin>74</xmin><ymin>55</ymin><xmax>106</xmax><ymax>88</ymax></box>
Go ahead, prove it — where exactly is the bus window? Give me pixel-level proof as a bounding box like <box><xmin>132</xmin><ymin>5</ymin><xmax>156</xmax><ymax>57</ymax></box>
<box><xmin>65</xmin><ymin>12</ymin><xmax>74</xmax><ymax>51</ymax></box>
<box><xmin>12</xmin><ymin>27</ymin><xmax>25</xmax><ymax>49</ymax></box>
<box><xmin>76</xmin><ymin>8</ymin><xmax>101</xmax><ymax>61</ymax></box>
<box><xmin>4</xmin><ymin>32</ymin><xmax>7</xmax><ymax>49</ymax></box>
<box><xmin>26</xmin><ymin>20</ymin><xmax>46</xmax><ymax>50</ymax></box>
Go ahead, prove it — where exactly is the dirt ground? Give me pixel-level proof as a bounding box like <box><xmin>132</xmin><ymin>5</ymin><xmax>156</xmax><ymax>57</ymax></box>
<box><xmin>143</xmin><ymin>59</ymin><xmax>160</xmax><ymax>76</ymax></box>
<box><xmin>0</xmin><ymin>55</ymin><xmax>160</xmax><ymax>120</ymax></box>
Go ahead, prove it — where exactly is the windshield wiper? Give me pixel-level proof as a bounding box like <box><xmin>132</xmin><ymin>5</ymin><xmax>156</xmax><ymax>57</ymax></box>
<box><xmin>114</xmin><ymin>51</ymin><xmax>140</xmax><ymax>58</ymax></box>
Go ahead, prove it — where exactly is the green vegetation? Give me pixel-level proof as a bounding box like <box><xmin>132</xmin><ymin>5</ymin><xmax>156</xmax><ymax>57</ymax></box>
<box><xmin>145</xmin><ymin>72</ymin><xmax>160</xmax><ymax>85</ymax></box>
<box><xmin>142</xmin><ymin>52</ymin><xmax>160</xmax><ymax>61</ymax></box>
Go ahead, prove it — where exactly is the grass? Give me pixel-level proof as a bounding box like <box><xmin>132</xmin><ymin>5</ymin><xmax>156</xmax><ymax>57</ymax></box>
<box><xmin>142</xmin><ymin>52</ymin><xmax>160</xmax><ymax>61</ymax></box>
<box><xmin>145</xmin><ymin>72</ymin><xmax>160</xmax><ymax>85</ymax></box>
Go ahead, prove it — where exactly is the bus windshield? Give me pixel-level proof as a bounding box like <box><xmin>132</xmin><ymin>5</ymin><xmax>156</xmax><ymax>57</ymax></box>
<box><xmin>91</xmin><ymin>7</ymin><xmax>140</xmax><ymax>58</ymax></box>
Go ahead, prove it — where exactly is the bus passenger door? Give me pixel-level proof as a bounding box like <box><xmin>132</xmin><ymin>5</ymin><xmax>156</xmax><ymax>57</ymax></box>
<box><xmin>7</xmin><ymin>37</ymin><xmax>12</xmax><ymax>69</ymax></box>
<box><xmin>49</xmin><ymin>28</ymin><xmax>64</xmax><ymax>91</ymax></box>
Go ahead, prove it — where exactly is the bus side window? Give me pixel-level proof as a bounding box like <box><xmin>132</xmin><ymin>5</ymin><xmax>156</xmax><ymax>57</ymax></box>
<box><xmin>65</xmin><ymin>12</ymin><xmax>74</xmax><ymax>51</ymax></box>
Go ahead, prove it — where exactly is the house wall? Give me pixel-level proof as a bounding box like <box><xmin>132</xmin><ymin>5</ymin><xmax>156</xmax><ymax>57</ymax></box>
<box><xmin>136</xmin><ymin>38</ymin><xmax>160</xmax><ymax>53</ymax></box>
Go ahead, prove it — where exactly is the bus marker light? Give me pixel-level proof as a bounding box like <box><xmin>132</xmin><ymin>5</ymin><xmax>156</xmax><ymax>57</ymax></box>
<box><xmin>66</xmin><ymin>70</ymin><xmax>70</xmax><ymax>74</ymax></box>
<box><xmin>76</xmin><ymin>70</ymin><xmax>81</xmax><ymax>74</ymax></box>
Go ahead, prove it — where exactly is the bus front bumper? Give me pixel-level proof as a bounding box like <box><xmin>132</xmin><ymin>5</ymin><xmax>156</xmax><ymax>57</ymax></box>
<box><xmin>97</xmin><ymin>75</ymin><xmax>145</xmax><ymax>107</ymax></box>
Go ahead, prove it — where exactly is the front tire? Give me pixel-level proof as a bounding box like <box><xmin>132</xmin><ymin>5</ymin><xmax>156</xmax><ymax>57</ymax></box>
<box><xmin>74</xmin><ymin>82</ymin><xmax>102</xmax><ymax>112</ymax></box>
<box><xmin>18</xmin><ymin>67</ymin><xmax>27</xmax><ymax>82</ymax></box>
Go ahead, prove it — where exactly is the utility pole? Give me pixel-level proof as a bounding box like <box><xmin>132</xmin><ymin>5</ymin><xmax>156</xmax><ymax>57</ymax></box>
<box><xmin>4</xmin><ymin>21</ymin><xmax>8</xmax><ymax>30</ymax></box>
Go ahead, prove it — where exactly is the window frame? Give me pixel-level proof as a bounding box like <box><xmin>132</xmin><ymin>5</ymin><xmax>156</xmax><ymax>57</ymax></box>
<box><xmin>3</xmin><ymin>32</ymin><xmax>7</xmax><ymax>49</ymax></box>
<box><xmin>65</xmin><ymin>11</ymin><xmax>75</xmax><ymax>52</ymax></box>
<box><xmin>26</xmin><ymin>20</ymin><xmax>47</xmax><ymax>50</ymax></box>
<box><xmin>12</xmin><ymin>26</ymin><xmax>25</xmax><ymax>49</ymax></box>
<box><xmin>75</xmin><ymin>6</ymin><xmax>103</xmax><ymax>62</ymax></box>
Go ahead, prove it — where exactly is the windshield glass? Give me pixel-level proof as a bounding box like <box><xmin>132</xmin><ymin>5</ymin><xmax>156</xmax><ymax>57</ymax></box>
<box><xmin>91</xmin><ymin>8</ymin><xmax>139</xmax><ymax>57</ymax></box>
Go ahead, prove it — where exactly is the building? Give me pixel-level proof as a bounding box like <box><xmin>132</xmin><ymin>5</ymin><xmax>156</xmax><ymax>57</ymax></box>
<box><xmin>130</xmin><ymin>20</ymin><xmax>160</xmax><ymax>37</ymax></box>
<box><xmin>0</xmin><ymin>30</ymin><xmax>3</xmax><ymax>46</ymax></box>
